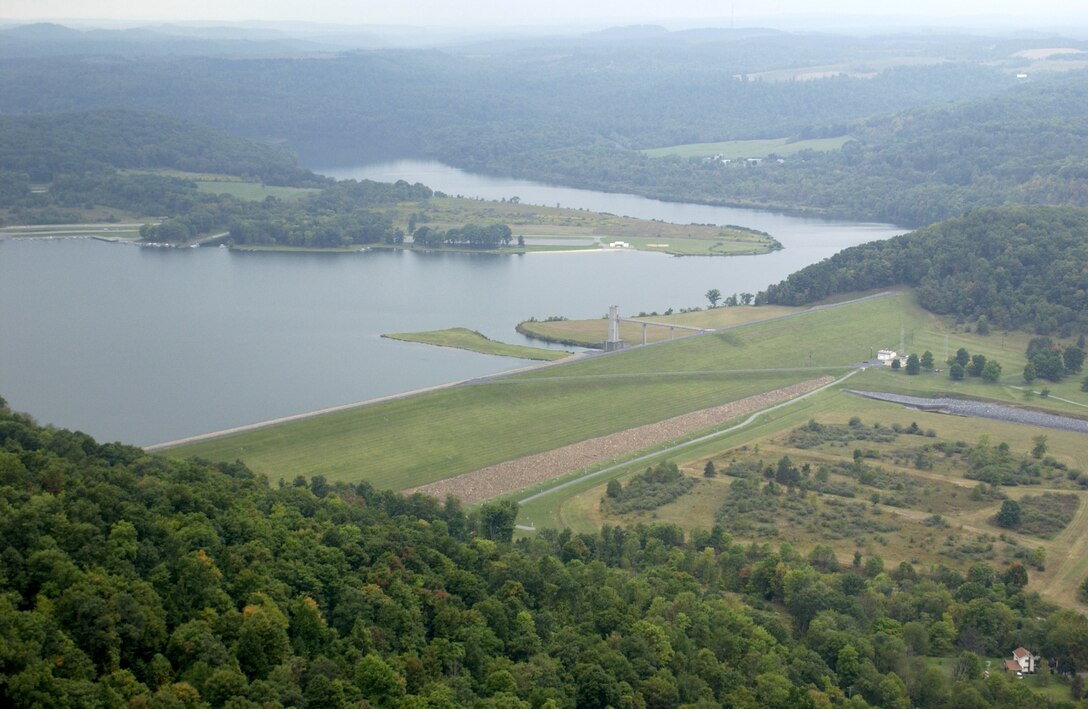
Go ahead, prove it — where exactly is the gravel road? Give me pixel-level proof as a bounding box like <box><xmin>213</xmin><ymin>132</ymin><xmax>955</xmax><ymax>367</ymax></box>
<box><xmin>407</xmin><ymin>377</ymin><xmax>835</xmax><ymax>504</ymax></box>
<box><xmin>846</xmin><ymin>390</ymin><xmax>1088</xmax><ymax>433</ymax></box>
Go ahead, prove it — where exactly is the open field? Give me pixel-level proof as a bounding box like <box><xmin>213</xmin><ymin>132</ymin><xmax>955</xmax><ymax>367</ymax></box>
<box><xmin>642</xmin><ymin>135</ymin><xmax>852</xmax><ymax>159</ymax></box>
<box><xmin>194</xmin><ymin>180</ymin><xmax>319</xmax><ymax>201</ymax></box>
<box><xmin>382</xmin><ymin>328</ymin><xmax>570</xmax><ymax>361</ymax></box>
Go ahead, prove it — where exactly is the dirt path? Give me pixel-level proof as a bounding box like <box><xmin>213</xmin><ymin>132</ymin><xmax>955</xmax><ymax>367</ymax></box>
<box><xmin>406</xmin><ymin>376</ymin><xmax>836</xmax><ymax>505</ymax></box>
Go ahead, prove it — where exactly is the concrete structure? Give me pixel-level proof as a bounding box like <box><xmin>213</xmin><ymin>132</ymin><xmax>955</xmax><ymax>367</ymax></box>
<box><xmin>605</xmin><ymin>305</ymin><xmax>624</xmax><ymax>352</ymax></box>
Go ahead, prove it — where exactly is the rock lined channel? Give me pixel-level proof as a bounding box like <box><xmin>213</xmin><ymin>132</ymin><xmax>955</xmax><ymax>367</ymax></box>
<box><xmin>407</xmin><ymin>377</ymin><xmax>835</xmax><ymax>505</ymax></box>
<box><xmin>846</xmin><ymin>390</ymin><xmax>1088</xmax><ymax>434</ymax></box>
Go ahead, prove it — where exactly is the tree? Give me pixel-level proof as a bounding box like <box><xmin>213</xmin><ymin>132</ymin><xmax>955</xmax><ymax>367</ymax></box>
<box><xmin>703</xmin><ymin>460</ymin><xmax>716</xmax><ymax>478</ymax></box>
<box><xmin>1082</xmin><ymin>375</ymin><xmax>1088</xmax><ymax>392</ymax></box>
<box><xmin>949</xmin><ymin>362</ymin><xmax>965</xmax><ymax>381</ymax></box>
<box><xmin>1031</xmin><ymin>435</ymin><xmax>1047</xmax><ymax>459</ymax></box>
<box><xmin>996</xmin><ymin>499</ymin><xmax>1022</xmax><ymax>528</ymax></box>
<box><xmin>740</xmin><ymin>292</ymin><xmax>754</xmax><ymax>305</ymax></box>
<box><xmin>1064</xmin><ymin>345</ymin><xmax>1085</xmax><ymax>374</ymax></box>
<box><xmin>976</xmin><ymin>315</ymin><xmax>990</xmax><ymax>335</ymax></box>
<box><xmin>836</xmin><ymin>645</ymin><xmax>859</xmax><ymax>689</ymax></box>
<box><xmin>1003</xmin><ymin>562</ymin><xmax>1028</xmax><ymax>591</ymax></box>
<box><xmin>891</xmin><ymin>358</ymin><xmax>901</xmax><ymax>370</ymax></box>
<box><xmin>478</xmin><ymin>500</ymin><xmax>519</xmax><ymax>542</ymax></box>
<box><xmin>1032</xmin><ymin>348</ymin><xmax>1065</xmax><ymax>381</ymax></box>
<box><xmin>904</xmin><ymin>353</ymin><xmax>920</xmax><ymax>375</ymax></box>
<box><xmin>981</xmin><ymin>359</ymin><xmax>1002</xmax><ymax>382</ymax></box>
<box><xmin>920</xmin><ymin>350</ymin><xmax>934</xmax><ymax>370</ymax></box>
<box><xmin>955</xmin><ymin>348</ymin><xmax>970</xmax><ymax>367</ymax></box>
<box><xmin>968</xmin><ymin>354</ymin><xmax>987</xmax><ymax>376</ymax></box>
<box><xmin>705</xmin><ymin>289</ymin><xmax>721</xmax><ymax>308</ymax></box>
<box><xmin>1023</xmin><ymin>361</ymin><xmax>1037</xmax><ymax>383</ymax></box>
<box><xmin>606</xmin><ymin>479</ymin><xmax>622</xmax><ymax>498</ymax></box>
<box><xmin>1027</xmin><ymin>336</ymin><xmax>1055</xmax><ymax>360</ymax></box>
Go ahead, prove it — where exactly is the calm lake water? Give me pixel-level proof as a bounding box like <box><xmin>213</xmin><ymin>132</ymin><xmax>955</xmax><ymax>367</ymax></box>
<box><xmin>0</xmin><ymin>161</ymin><xmax>903</xmax><ymax>445</ymax></box>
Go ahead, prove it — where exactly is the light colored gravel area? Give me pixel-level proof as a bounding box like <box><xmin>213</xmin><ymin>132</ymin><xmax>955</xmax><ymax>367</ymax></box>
<box><xmin>847</xmin><ymin>390</ymin><xmax>1088</xmax><ymax>433</ymax></box>
<box><xmin>407</xmin><ymin>376</ymin><xmax>836</xmax><ymax>504</ymax></box>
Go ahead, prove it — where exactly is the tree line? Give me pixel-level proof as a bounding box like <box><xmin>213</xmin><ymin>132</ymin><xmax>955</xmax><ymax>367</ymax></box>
<box><xmin>2</xmin><ymin>395</ymin><xmax>1088</xmax><ymax>707</ymax></box>
<box><xmin>759</xmin><ymin>205</ymin><xmax>1088</xmax><ymax>337</ymax></box>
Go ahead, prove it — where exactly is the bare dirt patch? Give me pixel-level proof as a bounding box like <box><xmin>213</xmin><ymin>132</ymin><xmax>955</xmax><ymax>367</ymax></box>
<box><xmin>406</xmin><ymin>377</ymin><xmax>835</xmax><ymax>504</ymax></box>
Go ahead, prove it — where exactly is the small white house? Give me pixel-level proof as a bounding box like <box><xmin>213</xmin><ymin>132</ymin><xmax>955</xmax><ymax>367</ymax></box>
<box><xmin>1004</xmin><ymin>647</ymin><xmax>1038</xmax><ymax>674</ymax></box>
<box><xmin>877</xmin><ymin>349</ymin><xmax>898</xmax><ymax>365</ymax></box>
<box><xmin>608</xmin><ymin>241</ymin><xmax>630</xmax><ymax>249</ymax></box>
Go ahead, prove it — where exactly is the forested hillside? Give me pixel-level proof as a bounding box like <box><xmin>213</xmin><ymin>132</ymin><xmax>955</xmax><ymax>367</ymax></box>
<box><xmin>0</xmin><ymin>111</ymin><xmax>321</xmax><ymax>186</ymax></box>
<box><xmin>760</xmin><ymin>206</ymin><xmax>1088</xmax><ymax>336</ymax></box>
<box><xmin>2</xmin><ymin>397</ymin><xmax>1087</xmax><ymax>707</ymax></box>
<box><xmin>3</xmin><ymin>33</ymin><xmax>1085</xmax><ymax>226</ymax></box>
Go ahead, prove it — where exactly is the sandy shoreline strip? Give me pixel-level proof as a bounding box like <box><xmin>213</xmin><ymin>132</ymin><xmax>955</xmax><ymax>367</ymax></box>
<box><xmin>406</xmin><ymin>376</ymin><xmax>835</xmax><ymax>505</ymax></box>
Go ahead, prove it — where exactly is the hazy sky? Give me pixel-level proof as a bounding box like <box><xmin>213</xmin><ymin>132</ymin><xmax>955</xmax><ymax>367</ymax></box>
<box><xmin>5</xmin><ymin>0</ymin><xmax>1087</xmax><ymax>28</ymax></box>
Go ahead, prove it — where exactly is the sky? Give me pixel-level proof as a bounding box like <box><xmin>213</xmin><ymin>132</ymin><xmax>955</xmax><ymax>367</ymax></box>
<box><xmin>4</xmin><ymin>0</ymin><xmax>1087</xmax><ymax>29</ymax></box>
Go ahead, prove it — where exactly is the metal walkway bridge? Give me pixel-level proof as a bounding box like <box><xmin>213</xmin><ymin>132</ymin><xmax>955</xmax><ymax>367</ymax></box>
<box><xmin>604</xmin><ymin>305</ymin><xmax>709</xmax><ymax>351</ymax></box>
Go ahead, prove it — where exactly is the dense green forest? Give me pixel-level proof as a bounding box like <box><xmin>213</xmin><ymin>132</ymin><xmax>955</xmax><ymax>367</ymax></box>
<box><xmin>0</xmin><ymin>111</ymin><xmax>322</xmax><ymax>186</ymax></box>
<box><xmin>3</xmin><ymin>32</ymin><xmax>1086</xmax><ymax>226</ymax></box>
<box><xmin>759</xmin><ymin>206</ymin><xmax>1088</xmax><ymax>336</ymax></box>
<box><xmin>2</xmin><ymin>397</ymin><xmax>1088</xmax><ymax>707</ymax></box>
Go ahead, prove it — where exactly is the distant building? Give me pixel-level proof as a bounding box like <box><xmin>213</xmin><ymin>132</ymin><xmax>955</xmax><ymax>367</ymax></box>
<box><xmin>1004</xmin><ymin>647</ymin><xmax>1038</xmax><ymax>674</ymax></box>
<box><xmin>608</xmin><ymin>241</ymin><xmax>630</xmax><ymax>249</ymax></box>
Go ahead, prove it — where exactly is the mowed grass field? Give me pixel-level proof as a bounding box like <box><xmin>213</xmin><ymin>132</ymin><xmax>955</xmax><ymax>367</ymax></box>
<box><xmin>642</xmin><ymin>135</ymin><xmax>852</xmax><ymax>159</ymax></box>
<box><xmin>167</xmin><ymin>370</ymin><xmax>811</xmax><ymax>490</ymax></box>
<box><xmin>194</xmin><ymin>180</ymin><xmax>319</xmax><ymax>201</ymax></box>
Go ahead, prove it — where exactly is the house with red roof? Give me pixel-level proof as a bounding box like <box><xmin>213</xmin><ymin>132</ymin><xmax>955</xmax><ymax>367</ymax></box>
<box><xmin>1004</xmin><ymin>647</ymin><xmax>1038</xmax><ymax>674</ymax></box>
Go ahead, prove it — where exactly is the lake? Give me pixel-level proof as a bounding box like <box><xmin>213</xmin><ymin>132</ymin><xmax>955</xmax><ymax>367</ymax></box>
<box><xmin>0</xmin><ymin>161</ymin><xmax>903</xmax><ymax>446</ymax></box>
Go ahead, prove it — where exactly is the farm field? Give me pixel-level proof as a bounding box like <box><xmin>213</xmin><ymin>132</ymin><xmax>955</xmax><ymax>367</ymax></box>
<box><xmin>382</xmin><ymin>327</ymin><xmax>570</xmax><ymax>361</ymax></box>
<box><xmin>642</xmin><ymin>135</ymin><xmax>852</xmax><ymax>159</ymax></box>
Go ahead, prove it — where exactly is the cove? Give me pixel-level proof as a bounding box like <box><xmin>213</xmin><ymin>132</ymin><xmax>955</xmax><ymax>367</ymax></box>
<box><xmin>0</xmin><ymin>162</ymin><xmax>903</xmax><ymax>446</ymax></box>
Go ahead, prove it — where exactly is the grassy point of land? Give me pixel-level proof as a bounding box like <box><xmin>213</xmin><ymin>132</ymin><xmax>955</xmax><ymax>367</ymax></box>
<box><xmin>518</xmin><ymin>303</ymin><xmax>802</xmax><ymax>348</ymax></box>
<box><xmin>382</xmin><ymin>328</ymin><xmax>571</xmax><ymax>361</ymax></box>
<box><xmin>394</xmin><ymin>197</ymin><xmax>781</xmax><ymax>256</ymax></box>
